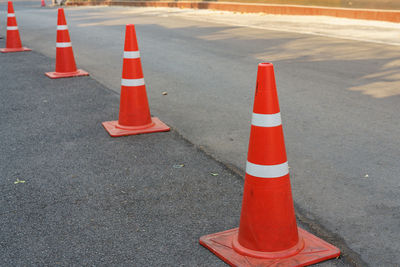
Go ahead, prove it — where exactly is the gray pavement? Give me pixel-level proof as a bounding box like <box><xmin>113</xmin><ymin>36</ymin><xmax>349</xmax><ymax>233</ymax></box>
<box><xmin>1</xmin><ymin>2</ymin><xmax>400</xmax><ymax>266</ymax></box>
<box><xmin>0</xmin><ymin>40</ymin><xmax>348</xmax><ymax>265</ymax></box>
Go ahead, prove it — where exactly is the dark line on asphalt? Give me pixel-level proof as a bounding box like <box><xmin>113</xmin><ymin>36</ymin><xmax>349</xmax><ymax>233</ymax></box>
<box><xmin>295</xmin><ymin>204</ymin><xmax>369</xmax><ymax>267</ymax></box>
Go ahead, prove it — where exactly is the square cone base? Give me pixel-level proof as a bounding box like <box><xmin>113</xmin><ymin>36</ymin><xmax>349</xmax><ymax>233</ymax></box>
<box><xmin>0</xmin><ymin>47</ymin><xmax>31</xmax><ymax>53</ymax></box>
<box><xmin>102</xmin><ymin>117</ymin><xmax>170</xmax><ymax>137</ymax></box>
<box><xmin>200</xmin><ymin>227</ymin><xmax>340</xmax><ymax>267</ymax></box>
<box><xmin>45</xmin><ymin>69</ymin><xmax>89</xmax><ymax>79</ymax></box>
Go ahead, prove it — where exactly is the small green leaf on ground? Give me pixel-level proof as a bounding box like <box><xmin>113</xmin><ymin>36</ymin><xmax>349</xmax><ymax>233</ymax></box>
<box><xmin>210</xmin><ymin>172</ymin><xmax>219</xmax><ymax>176</ymax></box>
<box><xmin>173</xmin><ymin>164</ymin><xmax>185</xmax><ymax>169</ymax></box>
<box><xmin>14</xmin><ymin>178</ymin><xmax>26</xmax><ymax>184</ymax></box>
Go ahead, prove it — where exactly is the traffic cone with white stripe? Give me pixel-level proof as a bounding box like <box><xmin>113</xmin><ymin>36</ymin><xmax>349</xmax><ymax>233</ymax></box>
<box><xmin>200</xmin><ymin>63</ymin><xmax>340</xmax><ymax>266</ymax></box>
<box><xmin>41</xmin><ymin>0</ymin><xmax>46</xmax><ymax>7</ymax></box>
<box><xmin>102</xmin><ymin>24</ymin><xmax>170</xmax><ymax>137</ymax></box>
<box><xmin>45</xmin><ymin>8</ymin><xmax>89</xmax><ymax>79</ymax></box>
<box><xmin>0</xmin><ymin>2</ymin><xmax>31</xmax><ymax>53</ymax></box>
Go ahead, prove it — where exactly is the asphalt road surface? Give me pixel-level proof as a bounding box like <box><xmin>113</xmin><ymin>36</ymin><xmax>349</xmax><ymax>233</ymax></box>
<box><xmin>0</xmin><ymin>28</ymin><xmax>347</xmax><ymax>267</ymax></box>
<box><xmin>2</xmin><ymin>1</ymin><xmax>400</xmax><ymax>266</ymax></box>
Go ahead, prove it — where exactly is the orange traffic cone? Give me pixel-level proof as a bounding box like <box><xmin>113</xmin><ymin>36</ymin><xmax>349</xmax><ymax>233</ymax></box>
<box><xmin>41</xmin><ymin>0</ymin><xmax>46</xmax><ymax>7</ymax></box>
<box><xmin>200</xmin><ymin>63</ymin><xmax>340</xmax><ymax>266</ymax></box>
<box><xmin>102</xmin><ymin>24</ymin><xmax>170</xmax><ymax>137</ymax></box>
<box><xmin>45</xmin><ymin>8</ymin><xmax>89</xmax><ymax>79</ymax></box>
<box><xmin>0</xmin><ymin>1</ymin><xmax>31</xmax><ymax>53</ymax></box>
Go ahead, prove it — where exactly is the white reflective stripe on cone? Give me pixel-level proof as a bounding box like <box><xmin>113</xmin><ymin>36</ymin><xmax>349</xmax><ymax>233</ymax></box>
<box><xmin>121</xmin><ymin>78</ymin><xmax>145</xmax><ymax>87</ymax></box>
<box><xmin>57</xmin><ymin>25</ymin><xmax>68</xmax><ymax>30</ymax></box>
<box><xmin>7</xmin><ymin>26</ymin><xmax>18</xmax><ymax>30</ymax></box>
<box><xmin>7</xmin><ymin>14</ymin><xmax>15</xmax><ymax>17</ymax></box>
<box><xmin>56</xmin><ymin>42</ymin><xmax>72</xmax><ymax>48</ymax></box>
<box><xmin>251</xmin><ymin>112</ymin><xmax>282</xmax><ymax>127</ymax></box>
<box><xmin>124</xmin><ymin>51</ymin><xmax>140</xmax><ymax>59</ymax></box>
<box><xmin>246</xmin><ymin>161</ymin><xmax>289</xmax><ymax>178</ymax></box>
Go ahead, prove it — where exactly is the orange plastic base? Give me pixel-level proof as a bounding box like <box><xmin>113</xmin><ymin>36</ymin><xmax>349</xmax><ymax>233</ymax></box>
<box><xmin>0</xmin><ymin>47</ymin><xmax>31</xmax><ymax>53</ymax></box>
<box><xmin>200</xmin><ymin>227</ymin><xmax>340</xmax><ymax>267</ymax></box>
<box><xmin>102</xmin><ymin>117</ymin><xmax>170</xmax><ymax>137</ymax></box>
<box><xmin>45</xmin><ymin>69</ymin><xmax>89</xmax><ymax>79</ymax></box>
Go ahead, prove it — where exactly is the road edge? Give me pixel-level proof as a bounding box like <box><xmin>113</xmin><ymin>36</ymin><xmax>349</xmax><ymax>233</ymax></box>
<box><xmin>65</xmin><ymin>0</ymin><xmax>400</xmax><ymax>23</ymax></box>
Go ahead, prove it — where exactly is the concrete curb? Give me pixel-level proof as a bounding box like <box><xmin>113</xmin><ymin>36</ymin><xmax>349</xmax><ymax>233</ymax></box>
<box><xmin>66</xmin><ymin>0</ymin><xmax>400</xmax><ymax>23</ymax></box>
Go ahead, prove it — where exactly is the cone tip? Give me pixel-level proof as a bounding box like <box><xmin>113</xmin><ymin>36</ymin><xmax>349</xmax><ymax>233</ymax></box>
<box><xmin>124</xmin><ymin>24</ymin><xmax>139</xmax><ymax>51</ymax></box>
<box><xmin>58</xmin><ymin>7</ymin><xmax>64</xmax><ymax>16</ymax></box>
<box><xmin>58</xmin><ymin>8</ymin><xmax>67</xmax><ymax>25</ymax></box>
<box><xmin>8</xmin><ymin>1</ymin><xmax>14</xmax><ymax>12</ymax></box>
<box><xmin>258</xmin><ymin>62</ymin><xmax>274</xmax><ymax>69</ymax></box>
<box><xmin>58</xmin><ymin>7</ymin><xmax>65</xmax><ymax>15</ymax></box>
